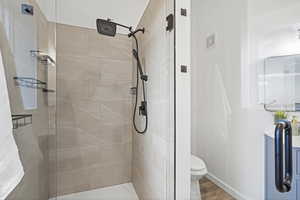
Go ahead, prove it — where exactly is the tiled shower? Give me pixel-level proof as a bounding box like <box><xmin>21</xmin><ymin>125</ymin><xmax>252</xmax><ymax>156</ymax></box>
<box><xmin>53</xmin><ymin>23</ymin><xmax>133</xmax><ymax>196</ymax></box>
<box><xmin>0</xmin><ymin>0</ymin><xmax>175</xmax><ymax>199</ymax></box>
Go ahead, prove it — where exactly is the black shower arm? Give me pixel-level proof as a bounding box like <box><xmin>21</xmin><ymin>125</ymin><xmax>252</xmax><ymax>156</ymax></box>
<box><xmin>101</xmin><ymin>19</ymin><xmax>145</xmax><ymax>37</ymax></box>
<box><xmin>108</xmin><ymin>21</ymin><xmax>132</xmax><ymax>31</ymax></box>
<box><xmin>275</xmin><ymin>120</ymin><xmax>293</xmax><ymax>193</ymax></box>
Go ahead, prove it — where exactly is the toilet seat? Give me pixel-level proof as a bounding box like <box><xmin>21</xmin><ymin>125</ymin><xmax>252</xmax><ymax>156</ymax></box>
<box><xmin>191</xmin><ymin>155</ymin><xmax>207</xmax><ymax>176</ymax></box>
<box><xmin>191</xmin><ymin>155</ymin><xmax>206</xmax><ymax>171</ymax></box>
<box><xmin>191</xmin><ymin>155</ymin><xmax>207</xmax><ymax>200</ymax></box>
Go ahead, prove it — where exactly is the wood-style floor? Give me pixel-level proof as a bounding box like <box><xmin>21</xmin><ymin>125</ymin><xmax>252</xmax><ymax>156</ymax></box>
<box><xmin>199</xmin><ymin>177</ymin><xmax>235</xmax><ymax>200</ymax></box>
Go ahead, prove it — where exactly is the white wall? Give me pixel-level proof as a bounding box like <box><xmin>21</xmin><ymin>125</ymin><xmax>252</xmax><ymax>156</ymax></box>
<box><xmin>191</xmin><ymin>0</ymin><xmax>300</xmax><ymax>199</ymax></box>
<box><xmin>35</xmin><ymin>0</ymin><xmax>56</xmax><ymax>22</ymax></box>
<box><xmin>36</xmin><ymin>0</ymin><xmax>149</xmax><ymax>34</ymax></box>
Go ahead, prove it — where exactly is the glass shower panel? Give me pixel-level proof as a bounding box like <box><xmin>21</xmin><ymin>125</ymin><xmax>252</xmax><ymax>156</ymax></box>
<box><xmin>0</xmin><ymin>0</ymin><xmax>56</xmax><ymax>199</ymax></box>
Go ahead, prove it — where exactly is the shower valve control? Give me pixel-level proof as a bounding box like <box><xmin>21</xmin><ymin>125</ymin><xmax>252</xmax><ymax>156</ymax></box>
<box><xmin>166</xmin><ymin>14</ymin><xmax>174</xmax><ymax>32</ymax></box>
<box><xmin>139</xmin><ymin>101</ymin><xmax>148</xmax><ymax>116</ymax></box>
<box><xmin>21</xmin><ymin>4</ymin><xmax>34</xmax><ymax>16</ymax></box>
<box><xmin>141</xmin><ymin>75</ymin><xmax>148</xmax><ymax>81</ymax></box>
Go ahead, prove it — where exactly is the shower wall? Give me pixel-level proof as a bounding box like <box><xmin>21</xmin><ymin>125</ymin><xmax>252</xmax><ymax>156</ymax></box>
<box><xmin>0</xmin><ymin>0</ymin><xmax>55</xmax><ymax>199</ymax></box>
<box><xmin>54</xmin><ymin>23</ymin><xmax>133</xmax><ymax>196</ymax></box>
<box><xmin>132</xmin><ymin>0</ymin><xmax>174</xmax><ymax>199</ymax></box>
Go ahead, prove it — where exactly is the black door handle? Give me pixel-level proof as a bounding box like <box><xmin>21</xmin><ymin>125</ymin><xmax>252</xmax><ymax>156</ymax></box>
<box><xmin>275</xmin><ymin>120</ymin><xmax>293</xmax><ymax>193</ymax></box>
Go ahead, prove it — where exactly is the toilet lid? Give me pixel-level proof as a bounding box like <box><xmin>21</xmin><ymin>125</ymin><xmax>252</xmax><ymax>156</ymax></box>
<box><xmin>191</xmin><ymin>155</ymin><xmax>206</xmax><ymax>171</ymax></box>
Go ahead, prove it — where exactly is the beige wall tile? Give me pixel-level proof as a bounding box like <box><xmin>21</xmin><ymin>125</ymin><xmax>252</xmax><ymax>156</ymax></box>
<box><xmin>55</xmin><ymin>23</ymin><xmax>133</xmax><ymax>196</ymax></box>
<box><xmin>87</xmin><ymin>31</ymin><xmax>132</xmax><ymax>61</ymax></box>
<box><xmin>131</xmin><ymin>0</ymin><xmax>174</xmax><ymax>199</ymax></box>
<box><xmin>56</xmin><ymin>24</ymin><xmax>89</xmax><ymax>57</ymax></box>
<box><xmin>56</xmin><ymin>55</ymin><xmax>101</xmax><ymax>81</ymax></box>
<box><xmin>56</xmin><ymin>168</ymin><xmax>91</xmax><ymax>196</ymax></box>
<box><xmin>88</xmin><ymin>82</ymin><xmax>132</xmax><ymax>101</ymax></box>
<box><xmin>56</xmin><ymin>127</ymin><xmax>99</xmax><ymax>149</ymax></box>
<box><xmin>88</xmin><ymin>122</ymin><xmax>131</xmax><ymax>144</ymax></box>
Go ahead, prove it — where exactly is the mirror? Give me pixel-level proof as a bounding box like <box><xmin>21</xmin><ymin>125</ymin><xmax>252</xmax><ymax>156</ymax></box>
<box><xmin>264</xmin><ymin>54</ymin><xmax>300</xmax><ymax>112</ymax></box>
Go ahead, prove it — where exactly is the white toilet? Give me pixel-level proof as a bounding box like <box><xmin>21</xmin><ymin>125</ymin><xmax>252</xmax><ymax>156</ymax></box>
<box><xmin>191</xmin><ymin>155</ymin><xmax>207</xmax><ymax>200</ymax></box>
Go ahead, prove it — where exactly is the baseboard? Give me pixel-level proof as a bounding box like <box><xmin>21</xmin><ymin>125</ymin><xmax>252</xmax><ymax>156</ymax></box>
<box><xmin>206</xmin><ymin>173</ymin><xmax>250</xmax><ymax>200</ymax></box>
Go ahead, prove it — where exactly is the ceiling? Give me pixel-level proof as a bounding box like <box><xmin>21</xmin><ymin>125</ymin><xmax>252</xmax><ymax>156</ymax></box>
<box><xmin>36</xmin><ymin>0</ymin><xmax>150</xmax><ymax>34</ymax></box>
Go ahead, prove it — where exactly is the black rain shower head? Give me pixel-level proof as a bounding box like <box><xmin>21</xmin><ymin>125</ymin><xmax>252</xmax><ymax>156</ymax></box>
<box><xmin>96</xmin><ymin>19</ymin><xmax>117</xmax><ymax>37</ymax></box>
<box><xmin>96</xmin><ymin>18</ymin><xmax>134</xmax><ymax>37</ymax></box>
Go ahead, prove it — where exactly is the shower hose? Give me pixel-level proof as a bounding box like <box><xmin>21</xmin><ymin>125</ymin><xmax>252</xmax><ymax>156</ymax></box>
<box><xmin>131</xmin><ymin>34</ymin><xmax>148</xmax><ymax>134</ymax></box>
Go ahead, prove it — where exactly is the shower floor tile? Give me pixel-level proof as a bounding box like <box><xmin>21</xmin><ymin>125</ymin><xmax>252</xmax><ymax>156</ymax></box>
<box><xmin>51</xmin><ymin>183</ymin><xmax>139</xmax><ymax>200</ymax></box>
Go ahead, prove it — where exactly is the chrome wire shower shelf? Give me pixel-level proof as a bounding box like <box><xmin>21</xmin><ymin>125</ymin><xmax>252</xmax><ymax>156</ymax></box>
<box><xmin>13</xmin><ymin>77</ymin><xmax>55</xmax><ymax>93</ymax></box>
<box><xmin>30</xmin><ymin>50</ymin><xmax>56</xmax><ymax>65</ymax></box>
<box><xmin>14</xmin><ymin>77</ymin><xmax>46</xmax><ymax>89</ymax></box>
<box><xmin>12</xmin><ymin>114</ymin><xmax>32</xmax><ymax>130</ymax></box>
